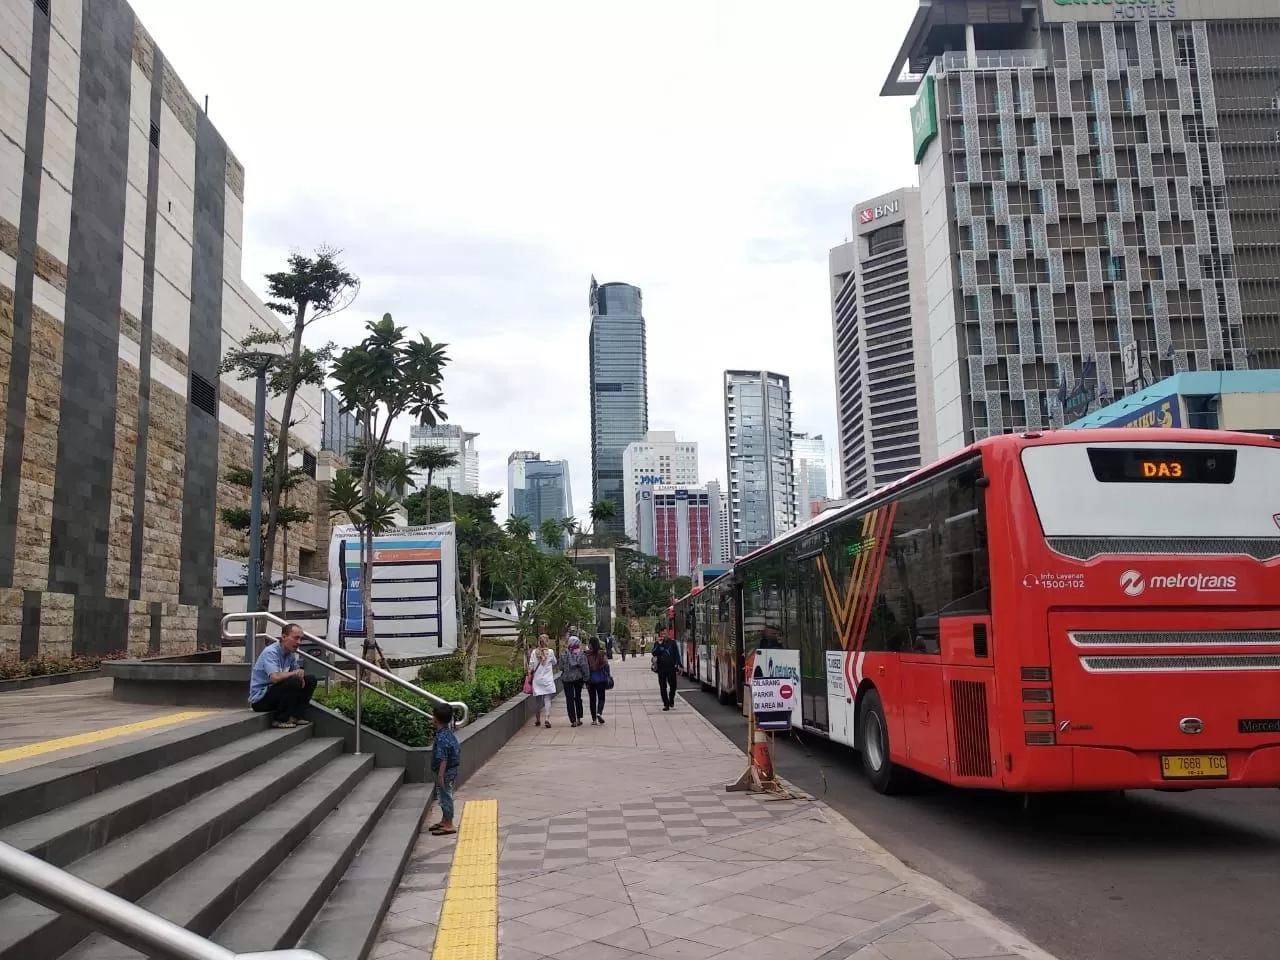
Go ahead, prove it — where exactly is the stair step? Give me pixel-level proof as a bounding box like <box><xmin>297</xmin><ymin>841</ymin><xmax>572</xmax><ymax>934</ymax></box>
<box><xmin>61</xmin><ymin>753</ymin><xmax>376</xmax><ymax>959</ymax></box>
<box><xmin>213</xmin><ymin>768</ymin><xmax>405</xmax><ymax>954</ymax></box>
<box><xmin>0</xmin><ymin>713</ymin><xmax>268</xmax><ymax>831</ymax></box>
<box><xmin>300</xmin><ymin>783</ymin><xmax>433</xmax><ymax>960</ymax></box>
<box><xmin>0</xmin><ymin>737</ymin><xmax>343</xmax><ymax>960</ymax></box>
<box><xmin>0</xmin><ymin>724</ymin><xmax>312</xmax><ymax>867</ymax></box>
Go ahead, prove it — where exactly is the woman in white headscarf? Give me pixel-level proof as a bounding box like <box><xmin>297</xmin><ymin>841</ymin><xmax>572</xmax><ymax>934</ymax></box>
<box><xmin>527</xmin><ymin>634</ymin><xmax>558</xmax><ymax>728</ymax></box>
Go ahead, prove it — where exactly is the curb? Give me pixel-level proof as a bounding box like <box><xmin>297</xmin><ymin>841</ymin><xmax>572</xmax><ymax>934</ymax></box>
<box><xmin>0</xmin><ymin>670</ymin><xmax>102</xmax><ymax>693</ymax></box>
<box><xmin>676</xmin><ymin>695</ymin><xmax>1061</xmax><ymax>960</ymax></box>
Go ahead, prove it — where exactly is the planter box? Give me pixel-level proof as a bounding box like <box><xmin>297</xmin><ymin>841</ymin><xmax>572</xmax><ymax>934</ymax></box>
<box><xmin>0</xmin><ymin>669</ymin><xmax>102</xmax><ymax>693</ymax></box>
<box><xmin>306</xmin><ymin>682</ymin><xmax>556</xmax><ymax>784</ymax></box>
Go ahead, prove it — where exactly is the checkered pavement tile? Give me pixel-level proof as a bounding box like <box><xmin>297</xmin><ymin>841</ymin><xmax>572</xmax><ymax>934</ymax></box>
<box><xmin>496</xmin><ymin>785</ymin><xmax>794</xmax><ymax>874</ymax></box>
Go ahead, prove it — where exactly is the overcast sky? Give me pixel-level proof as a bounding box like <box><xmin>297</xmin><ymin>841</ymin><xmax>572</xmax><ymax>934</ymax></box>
<box><xmin>131</xmin><ymin>0</ymin><xmax>920</xmax><ymax>518</ymax></box>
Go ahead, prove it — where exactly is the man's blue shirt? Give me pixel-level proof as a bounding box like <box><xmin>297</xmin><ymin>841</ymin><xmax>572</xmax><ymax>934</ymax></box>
<box><xmin>432</xmin><ymin>726</ymin><xmax>461</xmax><ymax>780</ymax></box>
<box><xmin>249</xmin><ymin>641</ymin><xmax>299</xmax><ymax>704</ymax></box>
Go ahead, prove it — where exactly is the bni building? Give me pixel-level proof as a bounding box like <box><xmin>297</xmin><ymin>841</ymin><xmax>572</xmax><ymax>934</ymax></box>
<box><xmin>829</xmin><ymin>189</ymin><xmax>937</xmax><ymax>501</ymax></box>
<box><xmin>882</xmin><ymin>0</ymin><xmax>1280</xmax><ymax>457</ymax></box>
<box><xmin>588</xmin><ymin>278</ymin><xmax>649</xmax><ymax>535</ymax></box>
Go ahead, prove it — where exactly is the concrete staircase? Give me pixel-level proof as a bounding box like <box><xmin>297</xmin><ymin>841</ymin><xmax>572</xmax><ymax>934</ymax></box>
<box><xmin>0</xmin><ymin>712</ymin><xmax>429</xmax><ymax>960</ymax></box>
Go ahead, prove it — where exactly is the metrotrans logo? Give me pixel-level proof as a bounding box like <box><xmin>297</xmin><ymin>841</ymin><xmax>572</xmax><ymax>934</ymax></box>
<box><xmin>1119</xmin><ymin>569</ymin><xmax>1237</xmax><ymax>598</ymax></box>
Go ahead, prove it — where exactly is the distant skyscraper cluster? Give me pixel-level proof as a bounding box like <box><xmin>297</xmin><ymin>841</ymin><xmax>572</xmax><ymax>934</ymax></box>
<box><xmin>507</xmin><ymin>452</ymin><xmax>572</xmax><ymax>551</ymax></box>
<box><xmin>409</xmin><ymin>424</ymin><xmax>480</xmax><ymax>495</ymax></box>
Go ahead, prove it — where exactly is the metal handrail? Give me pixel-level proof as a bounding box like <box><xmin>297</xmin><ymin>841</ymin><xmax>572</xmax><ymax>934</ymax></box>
<box><xmin>0</xmin><ymin>840</ymin><xmax>328</xmax><ymax>960</ymax></box>
<box><xmin>221</xmin><ymin>611</ymin><xmax>469</xmax><ymax>755</ymax></box>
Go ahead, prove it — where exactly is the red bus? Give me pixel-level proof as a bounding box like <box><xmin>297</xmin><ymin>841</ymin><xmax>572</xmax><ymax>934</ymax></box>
<box><xmin>732</xmin><ymin>429</ymin><xmax>1280</xmax><ymax>794</ymax></box>
<box><xmin>675</xmin><ymin>575</ymin><xmax>740</xmax><ymax>705</ymax></box>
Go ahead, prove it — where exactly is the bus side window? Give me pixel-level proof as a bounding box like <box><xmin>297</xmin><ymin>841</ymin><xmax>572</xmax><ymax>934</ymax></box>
<box><xmin>937</xmin><ymin>464</ymin><xmax>992</xmax><ymax>615</ymax></box>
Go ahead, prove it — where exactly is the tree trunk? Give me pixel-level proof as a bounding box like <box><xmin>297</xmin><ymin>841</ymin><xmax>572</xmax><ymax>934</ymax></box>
<box><xmin>463</xmin><ymin>552</ymin><xmax>481</xmax><ymax>682</ymax></box>
<box><xmin>259</xmin><ymin>310</ymin><xmax>308</xmax><ymax>610</ymax></box>
<box><xmin>280</xmin><ymin>519</ymin><xmax>289</xmax><ymax>615</ymax></box>
<box><xmin>361</xmin><ymin>523</ymin><xmax>378</xmax><ymax>667</ymax></box>
<box><xmin>423</xmin><ymin>468</ymin><xmax>434</xmax><ymax>524</ymax></box>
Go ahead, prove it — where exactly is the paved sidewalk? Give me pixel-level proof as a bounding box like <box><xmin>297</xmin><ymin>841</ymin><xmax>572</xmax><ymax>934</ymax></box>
<box><xmin>374</xmin><ymin>657</ymin><xmax>1059</xmax><ymax>960</ymax></box>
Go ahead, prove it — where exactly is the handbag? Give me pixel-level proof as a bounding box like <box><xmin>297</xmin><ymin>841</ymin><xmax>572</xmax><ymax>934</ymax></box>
<box><xmin>650</xmin><ymin>655</ymin><xmax>658</xmax><ymax>674</ymax></box>
<box><xmin>522</xmin><ymin>672</ymin><xmax>533</xmax><ymax>695</ymax></box>
<box><xmin>605</xmin><ymin>670</ymin><xmax>615</xmax><ymax>690</ymax></box>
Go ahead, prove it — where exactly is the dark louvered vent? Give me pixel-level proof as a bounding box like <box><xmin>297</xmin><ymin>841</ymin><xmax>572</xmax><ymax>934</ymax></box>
<box><xmin>973</xmin><ymin>622</ymin><xmax>988</xmax><ymax>658</ymax></box>
<box><xmin>189</xmin><ymin>372</ymin><xmax>217</xmax><ymax>418</ymax></box>
<box><xmin>35</xmin><ymin>0</ymin><xmax>50</xmax><ymax>17</ymax></box>
<box><xmin>950</xmin><ymin>680</ymin><xmax>992</xmax><ymax>778</ymax></box>
<box><xmin>302</xmin><ymin>450</ymin><xmax>317</xmax><ymax>479</ymax></box>
<box><xmin>149</xmin><ymin>121</ymin><xmax>160</xmax><ymax>148</ymax></box>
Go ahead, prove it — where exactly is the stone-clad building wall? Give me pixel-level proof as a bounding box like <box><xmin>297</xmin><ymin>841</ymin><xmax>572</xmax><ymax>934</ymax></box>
<box><xmin>0</xmin><ymin>0</ymin><xmax>324</xmax><ymax>659</ymax></box>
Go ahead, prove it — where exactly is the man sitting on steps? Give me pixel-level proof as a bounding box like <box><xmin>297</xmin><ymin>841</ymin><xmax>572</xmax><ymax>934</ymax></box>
<box><xmin>249</xmin><ymin>623</ymin><xmax>317</xmax><ymax>728</ymax></box>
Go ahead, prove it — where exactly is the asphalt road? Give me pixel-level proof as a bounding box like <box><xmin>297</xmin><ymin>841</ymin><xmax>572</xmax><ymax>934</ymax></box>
<box><xmin>681</xmin><ymin>682</ymin><xmax>1280</xmax><ymax>960</ymax></box>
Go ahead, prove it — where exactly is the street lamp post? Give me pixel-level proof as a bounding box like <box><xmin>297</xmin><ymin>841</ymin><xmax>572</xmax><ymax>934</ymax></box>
<box><xmin>243</xmin><ymin>353</ymin><xmax>276</xmax><ymax>662</ymax></box>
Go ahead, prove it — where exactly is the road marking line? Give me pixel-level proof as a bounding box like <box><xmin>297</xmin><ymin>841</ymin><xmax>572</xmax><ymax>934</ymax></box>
<box><xmin>0</xmin><ymin>711</ymin><xmax>212</xmax><ymax>765</ymax></box>
<box><xmin>431</xmin><ymin>798</ymin><xmax>498</xmax><ymax>960</ymax></box>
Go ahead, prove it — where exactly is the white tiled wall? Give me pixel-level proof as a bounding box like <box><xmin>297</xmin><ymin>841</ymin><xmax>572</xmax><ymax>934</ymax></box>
<box><xmin>48</xmin><ymin>0</ymin><xmax>81</xmax><ymax>55</ymax></box>
<box><xmin>0</xmin><ymin>2</ymin><xmax>30</xmax><ymax>230</ymax></box>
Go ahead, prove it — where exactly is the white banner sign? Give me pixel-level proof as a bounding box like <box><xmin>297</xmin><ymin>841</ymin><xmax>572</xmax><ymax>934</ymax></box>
<box><xmin>326</xmin><ymin>522</ymin><xmax>458</xmax><ymax>657</ymax></box>
<box><xmin>751</xmin><ymin>676</ymin><xmax>798</xmax><ymax>714</ymax></box>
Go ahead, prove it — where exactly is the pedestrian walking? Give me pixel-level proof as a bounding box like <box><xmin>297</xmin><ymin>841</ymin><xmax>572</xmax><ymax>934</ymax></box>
<box><xmin>652</xmin><ymin>632</ymin><xmax>681</xmax><ymax>711</ymax></box>
<box><xmin>620</xmin><ymin>635</ymin><xmax>630</xmax><ymax>661</ymax></box>
<box><xmin>560</xmin><ymin>635</ymin><xmax>589</xmax><ymax>727</ymax></box>
<box><xmin>605</xmin><ymin>634</ymin><xmax>615</xmax><ymax>659</ymax></box>
<box><xmin>527</xmin><ymin>634</ymin><xmax>558</xmax><ymax>728</ymax></box>
<box><xmin>586</xmin><ymin>636</ymin><xmax>612</xmax><ymax>725</ymax></box>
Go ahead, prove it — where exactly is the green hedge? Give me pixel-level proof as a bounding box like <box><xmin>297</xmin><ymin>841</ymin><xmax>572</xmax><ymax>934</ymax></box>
<box><xmin>314</xmin><ymin>664</ymin><xmax>526</xmax><ymax>748</ymax></box>
<box><xmin>0</xmin><ymin>653</ymin><xmax>123</xmax><ymax>681</ymax></box>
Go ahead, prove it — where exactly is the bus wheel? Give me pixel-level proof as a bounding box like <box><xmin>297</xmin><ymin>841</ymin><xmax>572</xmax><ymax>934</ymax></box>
<box><xmin>859</xmin><ymin>690</ymin><xmax>907</xmax><ymax>795</ymax></box>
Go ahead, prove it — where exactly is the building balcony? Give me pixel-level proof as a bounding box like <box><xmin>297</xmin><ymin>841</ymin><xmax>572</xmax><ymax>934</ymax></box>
<box><xmin>939</xmin><ymin>49</ymin><xmax>1047</xmax><ymax>73</ymax></box>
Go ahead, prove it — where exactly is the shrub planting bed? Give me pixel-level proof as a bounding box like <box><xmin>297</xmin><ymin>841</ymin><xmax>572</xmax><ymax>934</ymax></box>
<box><xmin>313</xmin><ymin>663</ymin><xmax>525</xmax><ymax>747</ymax></box>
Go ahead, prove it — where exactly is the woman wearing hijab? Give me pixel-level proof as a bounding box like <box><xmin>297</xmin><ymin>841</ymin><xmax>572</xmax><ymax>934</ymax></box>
<box><xmin>527</xmin><ymin>634</ymin><xmax>558</xmax><ymax>728</ymax></box>
<box><xmin>586</xmin><ymin>636</ymin><xmax>611</xmax><ymax>725</ymax></box>
<box><xmin>559</xmin><ymin>636</ymin><xmax>589</xmax><ymax>727</ymax></box>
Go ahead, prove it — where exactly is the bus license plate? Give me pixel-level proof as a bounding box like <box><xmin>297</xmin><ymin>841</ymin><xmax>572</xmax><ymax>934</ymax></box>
<box><xmin>1160</xmin><ymin>754</ymin><xmax>1227</xmax><ymax>780</ymax></box>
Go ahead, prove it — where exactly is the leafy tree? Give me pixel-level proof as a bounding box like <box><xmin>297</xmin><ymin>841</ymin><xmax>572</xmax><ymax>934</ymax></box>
<box><xmin>222</xmin><ymin>248</ymin><xmax>357</xmax><ymax>610</ymax></box>
<box><xmin>219</xmin><ymin>448</ymin><xmax>311</xmax><ymax>611</ymax></box>
<box><xmin>330</xmin><ymin>314</ymin><xmax>449</xmax><ymax>662</ymax></box>
<box><xmin>453</xmin><ymin>492</ymin><xmax>503</xmax><ymax>681</ymax></box>
<box><xmin>325</xmin><ymin>468</ymin><xmax>401</xmax><ymax>658</ymax></box>
<box><xmin>410</xmin><ymin>446</ymin><xmax>459</xmax><ymax>524</ymax></box>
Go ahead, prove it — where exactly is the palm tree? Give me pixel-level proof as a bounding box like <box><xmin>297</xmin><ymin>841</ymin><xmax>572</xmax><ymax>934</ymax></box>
<box><xmin>411</xmin><ymin>446</ymin><xmax>460</xmax><ymax>524</ymax></box>
<box><xmin>326</xmin><ymin>469</ymin><xmax>399</xmax><ymax>664</ymax></box>
<box><xmin>455</xmin><ymin>512</ymin><xmax>503</xmax><ymax>681</ymax></box>
<box><xmin>588</xmin><ymin>499</ymin><xmax>618</xmax><ymax>545</ymax></box>
<box><xmin>540</xmin><ymin>518</ymin><xmax>566</xmax><ymax>552</ymax></box>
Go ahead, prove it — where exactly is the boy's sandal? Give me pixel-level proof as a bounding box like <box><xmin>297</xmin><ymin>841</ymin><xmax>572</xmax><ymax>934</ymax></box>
<box><xmin>431</xmin><ymin>827</ymin><xmax>457</xmax><ymax>835</ymax></box>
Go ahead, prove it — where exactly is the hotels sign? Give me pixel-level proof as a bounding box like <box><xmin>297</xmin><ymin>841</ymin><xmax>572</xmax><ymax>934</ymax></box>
<box><xmin>1044</xmin><ymin>0</ymin><xmax>1270</xmax><ymax>21</ymax></box>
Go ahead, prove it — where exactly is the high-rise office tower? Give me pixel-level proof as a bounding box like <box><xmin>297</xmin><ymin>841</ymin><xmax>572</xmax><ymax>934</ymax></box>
<box><xmin>829</xmin><ymin>189</ymin><xmax>937</xmax><ymax>500</ymax></box>
<box><xmin>507</xmin><ymin>451</ymin><xmax>572</xmax><ymax>550</ymax></box>
<box><xmin>718</xmin><ymin>490</ymin><xmax>732</xmax><ymax>565</ymax></box>
<box><xmin>588</xmin><ymin>277</ymin><xmax>649</xmax><ymax>535</ymax></box>
<box><xmin>791</xmin><ymin>432</ymin><xmax>832</xmax><ymax>519</ymax></box>
<box><xmin>409</xmin><ymin>424</ymin><xmax>479</xmax><ymax>494</ymax></box>
<box><xmin>884</xmin><ymin>0</ymin><xmax>1280</xmax><ymax>456</ymax></box>
<box><xmin>621</xmin><ymin>431</ymin><xmax>699</xmax><ymax>538</ymax></box>
<box><xmin>635</xmin><ymin>481</ymin><xmax>723</xmax><ymax>577</ymax></box>
<box><xmin>724</xmin><ymin>370</ymin><xmax>796</xmax><ymax>559</ymax></box>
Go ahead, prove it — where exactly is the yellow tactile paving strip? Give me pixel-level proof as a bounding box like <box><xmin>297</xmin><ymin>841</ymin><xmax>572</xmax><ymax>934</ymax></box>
<box><xmin>431</xmin><ymin>798</ymin><xmax>498</xmax><ymax>960</ymax></box>
<box><xmin>0</xmin><ymin>711</ymin><xmax>212</xmax><ymax>766</ymax></box>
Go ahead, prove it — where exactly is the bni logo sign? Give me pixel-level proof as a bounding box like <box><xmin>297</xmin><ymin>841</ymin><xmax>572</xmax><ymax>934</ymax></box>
<box><xmin>858</xmin><ymin>208</ymin><xmax>875</xmax><ymax>225</ymax></box>
<box><xmin>1120</xmin><ymin>569</ymin><xmax>1238</xmax><ymax>598</ymax></box>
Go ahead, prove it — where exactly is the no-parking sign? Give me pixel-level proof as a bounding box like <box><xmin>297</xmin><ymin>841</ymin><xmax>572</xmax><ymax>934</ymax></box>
<box><xmin>751</xmin><ymin>677</ymin><xmax>796</xmax><ymax>714</ymax></box>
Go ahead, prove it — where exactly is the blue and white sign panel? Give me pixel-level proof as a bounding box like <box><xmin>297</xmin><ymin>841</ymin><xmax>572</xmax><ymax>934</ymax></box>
<box><xmin>326</xmin><ymin>522</ymin><xmax>458</xmax><ymax>656</ymax></box>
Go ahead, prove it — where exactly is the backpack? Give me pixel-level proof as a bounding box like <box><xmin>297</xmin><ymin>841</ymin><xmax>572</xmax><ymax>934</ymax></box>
<box><xmin>654</xmin><ymin>642</ymin><xmax>676</xmax><ymax>670</ymax></box>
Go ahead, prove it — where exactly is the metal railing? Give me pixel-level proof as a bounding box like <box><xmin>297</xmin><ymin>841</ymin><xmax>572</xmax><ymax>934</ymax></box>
<box><xmin>0</xmin><ymin>840</ymin><xmax>328</xmax><ymax>960</ymax></box>
<box><xmin>939</xmin><ymin>49</ymin><xmax>1047</xmax><ymax>72</ymax></box>
<box><xmin>221</xmin><ymin>611</ymin><xmax>469</xmax><ymax>754</ymax></box>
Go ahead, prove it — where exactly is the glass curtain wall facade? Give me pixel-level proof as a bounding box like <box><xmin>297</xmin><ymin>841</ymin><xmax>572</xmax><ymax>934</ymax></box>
<box><xmin>724</xmin><ymin>370</ymin><xmax>796</xmax><ymax>558</ymax></box>
<box><xmin>509</xmin><ymin>455</ymin><xmax>573</xmax><ymax>552</ymax></box>
<box><xmin>890</xmin><ymin>0</ymin><xmax>1280</xmax><ymax>454</ymax></box>
<box><xmin>589</xmin><ymin>279</ymin><xmax>649</xmax><ymax>535</ymax></box>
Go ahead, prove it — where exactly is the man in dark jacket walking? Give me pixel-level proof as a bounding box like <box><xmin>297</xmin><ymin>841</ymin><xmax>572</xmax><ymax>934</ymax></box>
<box><xmin>652</xmin><ymin>633</ymin><xmax>682</xmax><ymax>711</ymax></box>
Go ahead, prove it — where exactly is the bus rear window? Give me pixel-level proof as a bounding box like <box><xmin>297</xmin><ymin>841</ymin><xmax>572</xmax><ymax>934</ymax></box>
<box><xmin>1087</xmin><ymin>447</ymin><xmax>1237</xmax><ymax>484</ymax></box>
<box><xmin>1021</xmin><ymin>441</ymin><xmax>1279</xmax><ymax>539</ymax></box>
